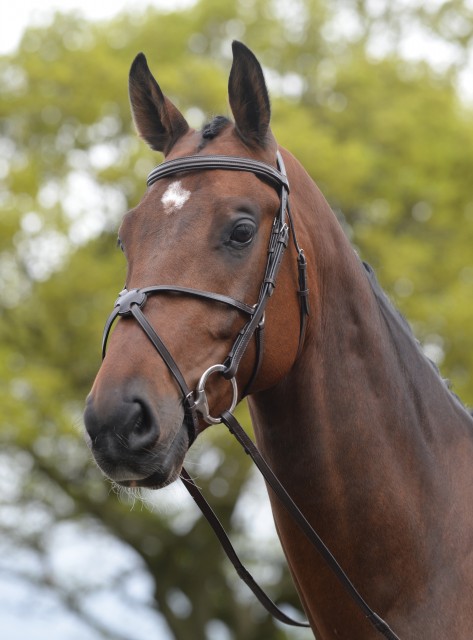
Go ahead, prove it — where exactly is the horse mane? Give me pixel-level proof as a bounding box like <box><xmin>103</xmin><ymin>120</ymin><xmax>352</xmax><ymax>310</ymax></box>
<box><xmin>362</xmin><ymin>261</ymin><xmax>471</xmax><ymax>416</ymax></box>
<box><xmin>363</xmin><ymin>262</ymin><xmax>414</xmax><ymax>336</ymax></box>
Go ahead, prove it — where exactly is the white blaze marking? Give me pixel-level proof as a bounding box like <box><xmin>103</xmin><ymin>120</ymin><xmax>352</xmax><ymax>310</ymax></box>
<box><xmin>161</xmin><ymin>180</ymin><xmax>191</xmax><ymax>214</ymax></box>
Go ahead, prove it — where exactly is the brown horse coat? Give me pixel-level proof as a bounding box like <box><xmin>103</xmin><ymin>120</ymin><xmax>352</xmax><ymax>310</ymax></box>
<box><xmin>84</xmin><ymin>42</ymin><xmax>473</xmax><ymax>639</ymax></box>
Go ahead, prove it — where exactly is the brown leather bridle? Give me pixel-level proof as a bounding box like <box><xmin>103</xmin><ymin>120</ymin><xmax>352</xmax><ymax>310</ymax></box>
<box><xmin>102</xmin><ymin>151</ymin><xmax>308</xmax><ymax>443</ymax></box>
<box><xmin>100</xmin><ymin>152</ymin><xmax>399</xmax><ymax>639</ymax></box>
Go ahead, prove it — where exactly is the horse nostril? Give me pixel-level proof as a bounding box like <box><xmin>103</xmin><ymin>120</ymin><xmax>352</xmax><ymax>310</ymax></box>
<box><xmin>83</xmin><ymin>397</ymin><xmax>159</xmax><ymax>453</ymax></box>
<box><xmin>127</xmin><ymin>401</ymin><xmax>159</xmax><ymax>451</ymax></box>
<box><xmin>83</xmin><ymin>400</ymin><xmax>101</xmax><ymax>443</ymax></box>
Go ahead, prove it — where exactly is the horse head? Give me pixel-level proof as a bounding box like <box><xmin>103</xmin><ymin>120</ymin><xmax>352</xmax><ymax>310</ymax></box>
<box><xmin>83</xmin><ymin>42</ymin><xmax>303</xmax><ymax>489</ymax></box>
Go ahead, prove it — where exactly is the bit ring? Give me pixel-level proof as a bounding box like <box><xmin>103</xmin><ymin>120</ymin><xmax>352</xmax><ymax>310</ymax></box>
<box><xmin>194</xmin><ymin>364</ymin><xmax>238</xmax><ymax>424</ymax></box>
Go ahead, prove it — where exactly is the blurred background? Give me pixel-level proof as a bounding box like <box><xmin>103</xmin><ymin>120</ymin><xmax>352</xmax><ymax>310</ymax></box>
<box><xmin>1</xmin><ymin>0</ymin><xmax>473</xmax><ymax>638</ymax></box>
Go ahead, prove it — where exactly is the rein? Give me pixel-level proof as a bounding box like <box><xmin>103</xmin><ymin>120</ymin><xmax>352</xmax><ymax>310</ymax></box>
<box><xmin>101</xmin><ymin>152</ymin><xmax>400</xmax><ymax>639</ymax></box>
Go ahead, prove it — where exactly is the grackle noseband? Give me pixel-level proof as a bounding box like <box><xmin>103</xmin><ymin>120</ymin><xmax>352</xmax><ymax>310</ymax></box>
<box><xmin>101</xmin><ymin>152</ymin><xmax>308</xmax><ymax>442</ymax></box>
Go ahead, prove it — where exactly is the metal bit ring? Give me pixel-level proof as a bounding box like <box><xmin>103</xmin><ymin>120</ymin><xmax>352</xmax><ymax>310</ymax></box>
<box><xmin>194</xmin><ymin>364</ymin><xmax>238</xmax><ymax>424</ymax></box>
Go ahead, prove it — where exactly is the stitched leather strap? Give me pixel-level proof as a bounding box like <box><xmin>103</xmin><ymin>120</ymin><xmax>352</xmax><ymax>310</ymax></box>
<box><xmin>220</xmin><ymin>410</ymin><xmax>401</xmax><ymax>640</ymax></box>
<box><xmin>223</xmin><ymin>223</ymin><xmax>290</xmax><ymax>379</ymax></box>
<box><xmin>140</xmin><ymin>285</ymin><xmax>256</xmax><ymax>316</ymax></box>
<box><xmin>147</xmin><ymin>154</ymin><xmax>290</xmax><ymax>190</ymax></box>
<box><xmin>180</xmin><ymin>467</ymin><xmax>310</xmax><ymax>628</ymax></box>
<box><xmin>130</xmin><ymin>305</ymin><xmax>199</xmax><ymax>441</ymax></box>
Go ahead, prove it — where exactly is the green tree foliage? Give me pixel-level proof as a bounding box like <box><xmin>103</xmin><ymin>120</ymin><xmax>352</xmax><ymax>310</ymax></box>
<box><xmin>1</xmin><ymin>1</ymin><xmax>473</xmax><ymax>638</ymax></box>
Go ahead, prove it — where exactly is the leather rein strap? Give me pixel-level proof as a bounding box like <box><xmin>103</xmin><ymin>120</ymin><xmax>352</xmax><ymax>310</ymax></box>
<box><xmin>220</xmin><ymin>412</ymin><xmax>400</xmax><ymax>639</ymax></box>
<box><xmin>180</xmin><ymin>467</ymin><xmax>310</xmax><ymax>628</ymax></box>
<box><xmin>180</xmin><ymin>411</ymin><xmax>400</xmax><ymax>638</ymax></box>
<box><xmin>102</xmin><ymin>151</ymin><xmax>399</xmax><ymax>638</ymax></box>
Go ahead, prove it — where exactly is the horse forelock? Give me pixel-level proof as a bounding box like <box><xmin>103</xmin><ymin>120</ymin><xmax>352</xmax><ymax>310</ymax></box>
<box><xmin>197</xmin><ymin>116</ymin><xmax>231</xmax><ymax>150</ymax></box>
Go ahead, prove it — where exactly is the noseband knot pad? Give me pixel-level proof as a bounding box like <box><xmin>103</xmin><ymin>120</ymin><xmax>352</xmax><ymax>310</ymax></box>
<box><xmin>115</xmin><ymin>288</ymin><xmax>147</xmax><ymax>315</ymax></box>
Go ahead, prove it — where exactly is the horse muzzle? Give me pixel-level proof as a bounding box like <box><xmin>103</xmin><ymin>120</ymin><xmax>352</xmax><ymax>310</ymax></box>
<box><xmin>83</xmin><ymin>389</ymin><xmax>189</xmax><ymax>488</ymax></box>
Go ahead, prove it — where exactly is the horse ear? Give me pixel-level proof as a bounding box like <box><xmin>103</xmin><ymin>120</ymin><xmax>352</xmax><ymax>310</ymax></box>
<box><xmin>228</xmin><ymin>41</ymin><xmax>271</xmax><ymax>148</ymax></box>
<box><xmin>128</xmin><ymin>53</ymin><xmax>189</xmax><ymax>155</ymax></box>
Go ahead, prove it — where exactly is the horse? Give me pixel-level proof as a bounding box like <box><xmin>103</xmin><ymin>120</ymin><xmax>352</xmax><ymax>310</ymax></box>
<box><xmin>83</xmin><ymin>41</ymin><xmax>473</xmax><ymax>639</ymax></box>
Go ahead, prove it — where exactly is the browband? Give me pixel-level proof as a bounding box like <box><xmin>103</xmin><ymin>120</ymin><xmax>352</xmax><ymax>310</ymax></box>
<box><xmin>147</xmin><ymin>154</ymin><xmax>290</xmax><ymax>191</ymax></box>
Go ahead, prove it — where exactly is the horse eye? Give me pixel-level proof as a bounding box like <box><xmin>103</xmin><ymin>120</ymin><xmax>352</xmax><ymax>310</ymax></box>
<box><xmin>229</xmin><ymin>222</ymin><xmax>256</xmax><ymax>246</ymax></box>
<box><xmin>117</xmin><ymin>238</ymin><xmax>125</xmax><ymax>252</ymax></box>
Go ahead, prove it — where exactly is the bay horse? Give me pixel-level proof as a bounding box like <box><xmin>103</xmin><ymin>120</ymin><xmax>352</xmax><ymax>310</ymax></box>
<box><xmin>84</xmin><ymin>41</ymin><xmax>473</xmax><ymax>638</ymax></box>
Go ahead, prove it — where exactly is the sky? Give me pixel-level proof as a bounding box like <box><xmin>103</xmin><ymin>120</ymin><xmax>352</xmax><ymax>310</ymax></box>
<box><xmin>3</xmin><ymin>0</ymin><xmax>472</xmax><ymax>103</ymax></box>
<box><xmin>1</xmin><ymin>0</ymin><xmax>196</xmax><ymax>56</ymax></box>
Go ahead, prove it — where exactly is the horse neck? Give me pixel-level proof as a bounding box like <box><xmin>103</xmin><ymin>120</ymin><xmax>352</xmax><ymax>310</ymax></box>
<box><xmin>247</xmin><ymin>156</ymin><xmax>473</xmax><ymax>636</ymax></box>
<box><xmin>250</xmin><ymin>151</ymin><xmax>471</xmax><ymax>485</ymax></box>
